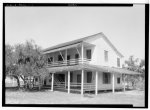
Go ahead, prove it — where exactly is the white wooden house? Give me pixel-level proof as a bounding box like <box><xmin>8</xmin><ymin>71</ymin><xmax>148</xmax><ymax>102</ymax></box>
<box><xmin>42</xmin><ymin>32</ymin><xmax>140</xmax><ymax>95</ymax></box>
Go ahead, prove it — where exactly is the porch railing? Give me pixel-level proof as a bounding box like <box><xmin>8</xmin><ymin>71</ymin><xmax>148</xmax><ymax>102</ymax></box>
<box><xmin>83</xmin><ymin>83</ymin><xmax>95</xmax><ymax>91</ymax></box>
<box><xmin>53</xmin><ymin>82</ymin><xmax>95</xmax><ymax>92</ymax></box>
<box><xmin>47</xmin><ymin>58</ymin><xmax>91</xmax><ymax>67</ymax></box>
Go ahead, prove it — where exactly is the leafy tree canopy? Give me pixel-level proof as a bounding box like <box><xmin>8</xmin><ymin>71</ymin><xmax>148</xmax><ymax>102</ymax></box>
<box><xmin>5</xmin><ymin>40</ymin><xmax>49</xmax><ymax>88</ymax></box>
<box><xmin>124</xmin><ymin>56</ymin><xmax>145</xmax><ymax>73</ymax></box>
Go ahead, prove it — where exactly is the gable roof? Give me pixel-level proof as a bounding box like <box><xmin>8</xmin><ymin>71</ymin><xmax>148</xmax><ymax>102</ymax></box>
<box><xmin>100</xmin><ymin>33</ymin><xmax>124</xmax><ymax>58</ymax></box>
<box><xmin>42</xmin><ymin>32</ymin><xmax>124</xmax><ymax>58</ymax></box>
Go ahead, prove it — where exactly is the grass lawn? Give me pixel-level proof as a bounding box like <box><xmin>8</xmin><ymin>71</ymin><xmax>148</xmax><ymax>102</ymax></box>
<box><xmin>5</xmin><ymin>89</ymin><xmax>144</xmax><ymax>107</ymax></box>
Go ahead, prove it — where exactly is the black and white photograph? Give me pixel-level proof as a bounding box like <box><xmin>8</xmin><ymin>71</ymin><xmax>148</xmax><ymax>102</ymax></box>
<box><xmin>3</xmin><ymin>1</ymin><xmax>148</xmax><ymax>108</ymax></box>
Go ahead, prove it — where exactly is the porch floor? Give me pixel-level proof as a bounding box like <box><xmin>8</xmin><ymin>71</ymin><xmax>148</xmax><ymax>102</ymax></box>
<box><xmin>42</xmin><ymin>85</ymin><xmax>124</xmax><ymax>94</ymax></box>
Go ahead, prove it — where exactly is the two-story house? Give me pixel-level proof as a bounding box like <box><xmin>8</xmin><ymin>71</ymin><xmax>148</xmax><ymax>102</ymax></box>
<box><xmin>42</xmin><ymin>32</ymin><xmax>139</xmax><ymax>95</ymax></box>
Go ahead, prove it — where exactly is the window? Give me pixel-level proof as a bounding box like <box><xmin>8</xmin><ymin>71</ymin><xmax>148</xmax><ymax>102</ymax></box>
<box><xmin>117</xmin><ymin>77</ymin><xmax>120</xmax><ymax>84</ymax></box>
<box><xmin>58</xmin><ymin>55</ymin><xmax>63</xmax><ymax>61</ymax></box>
<box><xmin>70</xmin><ymin>72</ymin><xmax>73</xmax><ymax>82</ymax></box>
<box><xmin>104</xmin><ymin>50</ymin><xmax>108</xmax><ymax>62</ymax></box>
<box><xmin>117</xmin><ymin>58</ymin><xmax>120</xmax><ymax>67</ymax></box>
<box><xmin>75</xmin><ymin>54</ymin><xmax>79</xmax><ymax>64</ymax></box>
<box><xmin>77</xmin><ymin>74</ymin><xmax>81</xmax><ymax>83</ymax></box>
<box><xmin>48</xmin><ymin>57</ymin><xmax>53</xmax><ymax>64</ymax></box>
<box><xmin>67</xmin><ymin>55</ymin><xmax>70</xmax><ymax>65</ymax></box>
<box><xmin>75</xmin><ymin>54</ymin><xmax>79</xmax><ymax>59</ymax></box>
<box><xmin>87</xmin><ymin>72</ymin><xmax>92</xmax><ymax>83</ymax></box>
<box><xmin>67</xmin><ymin>55</ymin><xmax>70</xmax><ymax>60</ymax></box>
<box><xmin>86</xmin><ymin>49</ymin><xmax>91</xmax><ymax>59</ymax></box>
<box><xmin>48</xmin><ymin>58</ymin><xmax>51</xmax><ymax>63</ymax></box>
<box><xmin>103</xmin><ymin>72</ymin><xmax>111</xmax><ymax>84</ymax></box>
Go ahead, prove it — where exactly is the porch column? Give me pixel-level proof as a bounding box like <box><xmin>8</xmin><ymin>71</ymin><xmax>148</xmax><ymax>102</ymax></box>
<box><xmin>112</xmin><ymin>73</ymin><xmax>115</xmax><ymax>93</ymax></box>
<box><xmin>12</xmin><ymin>77</ymin><xmax>15</xmax><ymax>86</ymax></box>
<box><xmin>65</xmin><ymin>73</ymin><xmax>66</xmax><ymax>89</ymax></box>
<box><xmin>51</xmin><ymin>73</ymin><xmax>54</xmax><ymax>91</ymax></box>
<box><xmin>65</xmin><ymin>49</ymin><xmax>67</xmax><ymax>65</ymax></box>
<box><xmin>123</xmin><ymin>74</ymin><xmax>126</xmax><ymax>92</ymax></box>
<box><xmin>68</xmin><ymin>71</ymin><xmax>70</xmax><ymax>93</ymax></box>
<box><xmin>81</xmin><ymin>43</ymin><xmax>84</xmax><ymax>63</ymax></box>
<box><xmin>95</xmin><ymin>71</ymin><xmax>98</xmax><ymax>95</ymax></box>
<box><xmin>81</xmin><ymin>69</ymin><xmax>84</xmax><ymax>95</ymax></box>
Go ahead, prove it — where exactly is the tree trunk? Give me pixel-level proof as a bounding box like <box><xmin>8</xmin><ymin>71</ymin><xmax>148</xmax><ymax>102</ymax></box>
<box><xmin>20</xmin><ymin>75</ymin><xmax>25</xmax><ymax>87</ymax></box>
<box><xmin>38</xmin><ymin>77</ymin><xmax>42</xmax><ymax>91</ymax></box>
<box><xmin>12</xmin><ymin>75</ymin><xmax>20</xmax><ymax>89</ymax></box>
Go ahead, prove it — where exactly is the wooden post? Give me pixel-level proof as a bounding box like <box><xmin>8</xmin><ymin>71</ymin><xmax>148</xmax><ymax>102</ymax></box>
<box><xmin>51</xmin><ymin>73</ymin><xmax>54</xmax><ymax>91</ymax></box>
<box><xmin>68</xmin><ymin>71</ymin><xmax>70</xmax><ymax>93</ymax></box>
<box><xmin>65</xmin><ymin>49</ymin><xmax>67</xmax><ymax>65</ymax></box>
<box><xmin>95</xmin><ymin>71</ymin><xmax>98</xmax><ymax>95</ymax></box>
<box><xmin>38</xmin><ymin>76</ymin><xmax>40</xmax><ymax>90</ymax></box>
<box><xmin>81</xmin><ymin>43</ymin><xmax>84</xmax><ymax>63</ymax></box>
<box><xmin>123</xmin><ymin>74</ymin><xmax>126</xmax><ymax>92</ymax></box>
<box><xmin>65</xmin><ymin>73</ymin><xmax>66</xmax><ymax>89</ymax></box>
<box><xmin>81</xmin><ymin>69</ymin><xmax>84</xmax><ymax>95</ymax></box>
<box><xmin>112</xmin><ymin>73</ymin><xmax>115</xmax><ymax>93</ymax></box>
<box><xmin>12</xmin><ymin>77</ymin><xmax>15</xmax><ymax>87</ymax></box>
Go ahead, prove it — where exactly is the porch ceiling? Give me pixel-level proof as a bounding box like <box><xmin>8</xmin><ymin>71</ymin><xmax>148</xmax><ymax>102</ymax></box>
<box><xmin>46</xmin><ymin>64</ymin><xmax>141</xmax><ymax>75</ymax></box>
<box><xmin>43</xmin><ymin>42</ymin><xmax>94</xmax><ymax>54</ymax></box>
<box><xmin>43</xmin><ymin>43</ymin><xmax>81</xmax><ymax>54</ymax></box>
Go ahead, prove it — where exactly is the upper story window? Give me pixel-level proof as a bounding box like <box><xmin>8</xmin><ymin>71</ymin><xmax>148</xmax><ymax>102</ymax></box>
<box><xmin>75</xmin><ymin>54</ymin><xmax>79</xmax><ymax>59</ymax></box>
<box><xmin>103</xmin><ymin>72</ymin><xmax>111</xmax><ymax>84</ymax></box>
<box><xmin>48</xmin><ymin>57</ymin><xmax>53</xmax><ymax>64</ymax></box>
<box><xmin>86</xmin><ymin>49</ymin><xmax>91</xmax><ymax>59</ymax></box>
<box><xmin>104</xmin><ymin>50</ymin><xmax>108</xmax><ymax>62</ymax></box>
<box><xmin>117</xmin><ymin>58</ymin><xmax>120</xmax><ymax>67</ymax></box>
<box><xmin>67</xmin><ymin>55</ymin><xmax>70</xmax><ymax>60</ymax></box>
<box><xmin>67</xmin><ymin>55</ymin><xmax>71</xmax><ymax>65</ymax></box>
<box><xmin>58</xmin><ymin>55</ymin><xmax>63</xmax><ymax>61</ymax></box>
<box><xmin>75</xmin><ymin>54</ymin><xmax>79</xmax><ymax>64</ymax></box>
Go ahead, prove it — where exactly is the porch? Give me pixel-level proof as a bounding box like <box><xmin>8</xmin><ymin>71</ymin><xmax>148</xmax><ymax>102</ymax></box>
<box><xmin>46</xmin><ymin>63</ymin><xmax>140</xmax><ymax>95</ymax></box>
<box><xmin>52</xmin><ymin>71</ymin><xmax>96</xmax><ymax>94</ymax></box>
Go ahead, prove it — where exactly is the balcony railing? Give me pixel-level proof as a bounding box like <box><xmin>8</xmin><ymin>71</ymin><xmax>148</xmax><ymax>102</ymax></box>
<box><xmin>47</xmin><ymin>58</ymin><xmax>91</xmax><ymax>67</ymax></box>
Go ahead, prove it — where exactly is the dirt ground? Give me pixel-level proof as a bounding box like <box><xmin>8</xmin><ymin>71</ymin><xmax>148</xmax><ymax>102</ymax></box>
<box><xmin>5</xmin><ymin>89</ymin><xmax>144</xmax><ymax>107</ymax></box>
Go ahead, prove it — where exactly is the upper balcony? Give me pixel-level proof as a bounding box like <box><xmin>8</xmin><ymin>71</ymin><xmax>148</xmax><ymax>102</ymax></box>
<box><xmin>46</xmin><ymin>58</ymin><xmax>91</xmax><ymax>67</ymax></box>
<box><xmin>43</xmin><ymin>42</ymin><xmax>95</xmax><ymax>68</ymax></box>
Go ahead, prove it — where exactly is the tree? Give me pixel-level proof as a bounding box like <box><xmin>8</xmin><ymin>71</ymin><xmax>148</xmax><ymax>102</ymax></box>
<box><xmin>5</xmin><ymin>44</ymin><xmax>21</xmax><ymax>88</ymax></box>
<box><xmin>5</xmin><ymin>44</ymin><xmax>14</xmax><ymax>75</ymax></box>
<box><xmin>139</xmin><ymin>59</ymin><xmax>145</xmax><ymax>78</ymax></box>
<box><xmin>5</xmin><ymin>40</ymin><xmax>49</xmax><ymax>90</ymax></box>
<box><xmin>123</xmin><ymin>56</ymin><xmax>145</xmax><ymax>90</ymax></box>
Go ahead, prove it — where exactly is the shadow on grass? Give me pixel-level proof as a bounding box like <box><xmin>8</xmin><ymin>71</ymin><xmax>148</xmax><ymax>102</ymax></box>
<box><xmin>5</xmin><ymin>87</ymin><xmax>19</xmax><ymax>91</ymax></box>
<box><xmin>5</xmin><ymin>87</ymin><xmax>51</xmax><ymax>92</ymax></box>
<box><xmin>5</xmin><ymin>87</ymin><xmax>137</xmax><ymax>95</ymax></box>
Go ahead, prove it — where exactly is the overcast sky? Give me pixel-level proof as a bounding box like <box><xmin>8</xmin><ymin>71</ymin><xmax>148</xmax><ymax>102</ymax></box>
<box><xmin>5</xmin><ymin>5</ymin><xmax>145</xmax><ymax>60</ymax></box>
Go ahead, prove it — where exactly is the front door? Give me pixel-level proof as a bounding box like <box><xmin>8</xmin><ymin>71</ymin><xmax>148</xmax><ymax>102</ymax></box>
<box><xmin>77</xmin><ymin>74</ymin><xmax>81</xmax><ymax>89</ymax></box>
<box><xmin>77</xmin><ymin>74</ymin><xmax>81</xmax><ymax>83</ymax></box>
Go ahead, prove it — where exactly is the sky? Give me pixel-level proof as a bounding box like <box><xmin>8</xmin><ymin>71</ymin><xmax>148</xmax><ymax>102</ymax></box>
<box><xmin>5</xmin><ymin>5</ymin><xmax>145</xmax><ymax>61</ymax></box>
